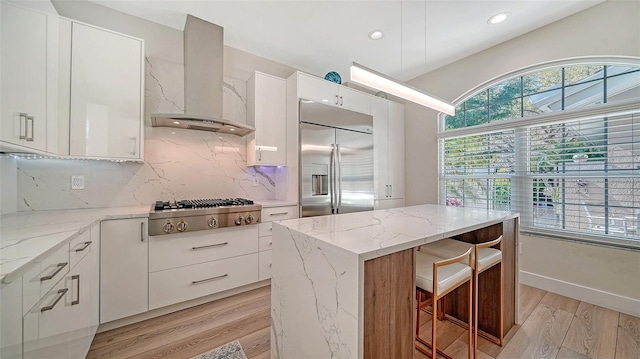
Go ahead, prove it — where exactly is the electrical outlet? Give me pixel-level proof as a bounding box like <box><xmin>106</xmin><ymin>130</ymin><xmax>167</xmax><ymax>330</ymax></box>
<box><xmin>71</xmin><ymin>175</ymin><xmax>84</xmax><ymax>190</ymax></box>
<box><xmin>253</xmin><ymin>175</ymin><xmax>260</xmax><ymax>187</ymax></box>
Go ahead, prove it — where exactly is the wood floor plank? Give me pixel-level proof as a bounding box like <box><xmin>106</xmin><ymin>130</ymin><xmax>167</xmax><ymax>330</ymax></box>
<box><xmin>562</xmin><ymin>302</ymin><xmax>619</xmax><ymax>359</ymax></box>
<box><xmin>91</xmin><ymin>286</ymin><xmax>270</xmax><ymax>350</ymax></box>
<box><xmin>87</xmin><ymin>299</ymin><xmax>270</xmax><ymax>358</ymax></box>
<box><xmin>519</xmin><ymin>284</ymin><xmax>547</xmax><ymax>323</ymax></box>
<box><xmin>457</xmin><ymin>319</ymin><xmax>519</xmax><ymax>358</ymax></box>
<box><xmin>557</xmin><ymin>347</ymin><xmax>592</xmax><ymax>359</ymax></box>
<box><xmin>237</xmin><ymin>326</ymin><xmax>270</xmax><ymax>358</ymax></box>
<box><xmin>496</xmin><ymin>304</ymin><xmax>573</xmax><ymax>359</ymax></box>
<box><xmin>540</xmin><ymin>292</ymin><xmax>581</xmax><ymax>314</ymax></box>
<box><xmin>615</xmin><ymin>313</ymin><xmax>640</xmax><ymax>359</ymax></box>
<box><xmin>417</xmin><ymin>314</ymin><xmax>468</xmax><ymax>352</ymax></box>
<box><xmin>130</xmin><ymin>308</ymin><xmax>270</xmax><ymax>359</ymax></box>
<box><xmin>444</xmin><ymin>339</ymin><xmax>493</xmax><ymax>359</ymax></box>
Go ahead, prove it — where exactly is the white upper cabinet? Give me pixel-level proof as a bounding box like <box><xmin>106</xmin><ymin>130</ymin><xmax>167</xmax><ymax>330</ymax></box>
<box><xmin>372</xmin><ymin>97</ymin><xmax>405</xmax><ymax>201</ymax></box>
<box><xmin>387</xmin><ymin>101</ymin><xmax>405</xmax><ymax>199</ymax></box>
<box><xmin>297</xmin><ymin>72</ymin><xmax>371</xmax><ymax>115</ymax></box>
<box><xmin>69</xmin><ymin>22</ymin><xmax>144</xmax><ymax>160</ymax></box>
<box><xmin>247</xmin><ymin>72</ymin><xmax>287</xmax><ymax>166</ymax></box>
<box><xmin>0</xmin><ymin>2</ymin><xmax>55</xmax><ymax>152</ymax></box>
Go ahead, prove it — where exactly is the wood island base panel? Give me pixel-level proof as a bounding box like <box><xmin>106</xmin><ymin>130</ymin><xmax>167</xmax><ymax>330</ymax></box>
<box><xmin>271</xmin><ymin>204</ymin><xmax>519</xmax><ymax>359</ymax></box>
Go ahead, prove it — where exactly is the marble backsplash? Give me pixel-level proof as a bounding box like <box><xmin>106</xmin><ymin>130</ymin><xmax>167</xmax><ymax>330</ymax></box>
<box><xmin>16</xmin><ymin>57</ymin><xmax>278</xmax><ymax>211</ymax></box>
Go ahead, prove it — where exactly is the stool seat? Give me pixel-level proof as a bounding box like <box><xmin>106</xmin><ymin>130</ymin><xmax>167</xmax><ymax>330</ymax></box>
<box><xmin>416</xmin><ymin>252</ymin><xmax>472</xmax><ymax>294</ymax></box>
<box><xmin>421</xmin><ymin>238</ymin><xmax>502</xmax><ymax>272</ymax></box>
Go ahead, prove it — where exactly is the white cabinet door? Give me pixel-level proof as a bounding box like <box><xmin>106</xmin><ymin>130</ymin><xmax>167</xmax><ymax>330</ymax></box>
<box><xmin>0</xmin><ymin>2</ymin><xmax>49</xmax><ymax>151</ymax></box>
<box><xmin>297</xmin><ymin>72</ymin><xmax>339</xmax><ymax>105</ymax></box>
<box><xmin>371</xmin><ymin>97</ymin><xmax>389</xmax><ymax>200</ymax></box>
<box><xmin>374</xmin><ymin>198</ymin><xmax>405</xmax><ymax>210</ymax></box>
<box><xmin>100</xmin><ymin>218</ymin><xmax>148</xmax><ymax>323</ymax></box>
<box><xmin>297</xmin><ymin>72</ymin><xmax>372</xmax><ymax>114</ymax></box>
<box><xmin>339</xmin><ymin>86</ymin><xmax>371</xmax><ymax>115</ymax></box>
<box><xmin>70</xmin><ymin>23</ymin><xmax>143</xmax><ymax>159</ymax></box>
<box><xmin>0</xmin><ymin>280</ymin><xmax>22</xmax><ymax>359</ymax></box>
<box><xmin>247</xmin><ymin>72</ymin><xmax>287</xmax><ymax>166</ymax></box>
<box><xmin>387</xmin><ymin>101</ymin><xmax>405</xmax><ymax>199</ymax></box>
<box><xmin>372</xmin><ymin>99</ymin><xmax>405</xmax><ymax>200</ymax></box>
<box><xmin>66</xmin><ymin>224</ymin><xmax>99</xmax><ymax>359</ymax></box>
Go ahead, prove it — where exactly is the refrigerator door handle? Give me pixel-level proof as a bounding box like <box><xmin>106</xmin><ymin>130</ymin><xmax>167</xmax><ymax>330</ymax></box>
<box><xmin>336</xmin><ymin>144</ymin><xmax>342</xmax><ymax>212</ymax></box>
<box><xmin>330</xmin><ymin>144</ymin><xmax>336</xmax><ymax>213</ymax></box>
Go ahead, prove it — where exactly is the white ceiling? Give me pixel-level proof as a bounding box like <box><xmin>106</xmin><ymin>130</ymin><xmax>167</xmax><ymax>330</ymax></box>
<box><xmin>89</xmin><ymin>0</ymin><xmax>604</xmax><ymax>82</ymax></box>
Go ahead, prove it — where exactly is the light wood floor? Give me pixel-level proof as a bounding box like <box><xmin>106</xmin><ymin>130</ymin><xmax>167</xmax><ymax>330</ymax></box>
<box><xmin>88</xmin><ymin>284</ymin><xmax>640</xmax><ymax>359</ymax></box>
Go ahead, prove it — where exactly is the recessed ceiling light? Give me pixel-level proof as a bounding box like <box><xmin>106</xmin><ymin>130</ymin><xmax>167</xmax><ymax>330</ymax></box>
<box><xmin>488</xmin><ymin>12</ymin><xmax>509</xmax><ymax>25</ymax></box>
<box><xmin>172</xmin><ymin>121</ymin><xmax>180</xmax><ymax>125</ymax></box>
<box><xmin>368</xmin><ymin>30</ymin><xmax>383</xmax><ymax>40</ymax></box>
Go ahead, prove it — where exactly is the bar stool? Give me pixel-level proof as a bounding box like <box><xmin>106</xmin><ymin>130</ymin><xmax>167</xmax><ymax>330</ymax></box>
<box><xmin>415</xmin><ymin>248</ymin><xmax>473</xmax><ymax>359</ymax></box>
<box><xmin>420</xmin><ymin>236</ymin><xmax>504</xmax><ymax>358</ymax></box>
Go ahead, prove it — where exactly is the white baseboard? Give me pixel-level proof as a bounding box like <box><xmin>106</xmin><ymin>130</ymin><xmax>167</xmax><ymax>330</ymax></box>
<box><xmin>520</xmin><ymin>270</ymin><xmax>640</xmax><ymax>317</ymax></box>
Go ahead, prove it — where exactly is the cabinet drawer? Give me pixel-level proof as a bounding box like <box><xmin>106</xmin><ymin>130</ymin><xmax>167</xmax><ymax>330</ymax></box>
<box><xmin>23</xmin><ymin>245</ymin><xmax>70</xmax><ymax>315</ymax></box>
<box><xmin>258</xmin><ymin>222</ymin><xmax>273</xmax><ymax>237</ymax></box>
<box><xmin>23</xmin><ymin>276</ymin><xmax>71</xmax><ymax>359</ymax></box>
<box><xmin>262</xmin><ymin>206</ymin><xmax>298</xmax><ymax>222</ymax></box>
<box><xmin>69</xmin><ymin>229</ymin><xmax>93</xmax><ymax>269</ymax></box>
<box><xmin>149</xmin><ymin>253</ymin><xmax>258</xmax><ymax>310</ymax></box>
<box><xmin>259</xmin><ymin>235</ymin><xmax>273</xmax><ymax>252</ymax></box>
<box><xmin>259</xmin><ymin>250</ymin><xmax>272</xmax><ymax>281</ymax></box>
<box><xmin>149</xmin><ymin>226</ymin><xmax>258</xmax><ymax>273</ymax></box>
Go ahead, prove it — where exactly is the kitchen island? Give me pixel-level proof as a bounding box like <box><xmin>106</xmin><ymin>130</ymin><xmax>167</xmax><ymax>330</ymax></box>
<box><xmin>271</xmin><ymin>204</ymin><xmax>519</xmax><ymax>359</ymax></box>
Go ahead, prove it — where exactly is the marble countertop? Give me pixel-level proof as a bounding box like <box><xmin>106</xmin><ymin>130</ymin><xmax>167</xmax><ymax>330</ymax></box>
<box><xmin>275</xmin><ymin>204</ymin><xmax>519</xmax><ymax>260</ymax></box>
<box><xmin>257</xmin><ymin>200</ymin><xmax>298</xmax><ymax>208</ymax></box>
<box><xmin>0</xmin><ymin>206</ymin><xmax>150</xmax><ymax>283</ymax></box>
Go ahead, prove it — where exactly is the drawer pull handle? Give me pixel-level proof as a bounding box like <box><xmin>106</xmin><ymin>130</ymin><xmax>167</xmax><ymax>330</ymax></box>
<box><xmin>41</xmin><ymin>288</ymin><xmax>68</xmax><ymax>312</ymax></box>
<box><xmin>269</xmin><ymin>241</ymin><xmax>272</xmax><ymax>246</ymax></box>
<box><xmin>75</xmin><ymin>241</ymin><xmax>92</xmax><ymax>252</ymax></box>
<box><xmin>71</xmin><ymin>275</ymin><xmax>80</xmax><ymax>305</ymax></box>
<box><xmin>192</xmin><ymin>242</ymin><xmax>228</xmax><ymax>250</ymax></box>
<box><xmin>40</xmin><ymin>262</ymin><xmax>68</xmax><ymax>281</ymax></box>
<box><xmin>192</xmin><ymin>274</ymin><xmax>228</xmax><ymax>285</ymax></box>
<box><xmin>269</xmin><ymin>263</ymin><xmax>272</xmax><ymax>267</ymax></box>
<box><xmin>270</xmin><ymin>212</ymin><xmax>288</xmax><ymax>216</ymax></box>
<box><xmin>269</xmin><ymin>228</ymin><xmax>272</xmax><ymax>231</ymax></box>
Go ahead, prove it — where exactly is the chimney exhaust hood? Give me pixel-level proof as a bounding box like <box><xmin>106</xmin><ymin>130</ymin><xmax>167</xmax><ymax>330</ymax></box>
<box><xmin>151</xmin><ymin>15</ymin><xmax>254</xmax><ymax>137</ymax></box>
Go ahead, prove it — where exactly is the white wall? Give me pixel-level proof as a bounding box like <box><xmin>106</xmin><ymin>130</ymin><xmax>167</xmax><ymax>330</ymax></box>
<box><xmin>404</xmin><ymin>0</ymin><xmax>640</xmax><ymax>315</ymax></box>
<box><xmin>0</xmin><ymin>157</ymin><xmax>17</xmax><ymax>215</ymax></box>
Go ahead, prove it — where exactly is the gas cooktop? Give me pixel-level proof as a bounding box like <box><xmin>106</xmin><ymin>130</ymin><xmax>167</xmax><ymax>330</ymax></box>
<box><xmin>148</xmin><ymin>198</ymin><xmax>262</xmax><ymax>236</ymax></box>
<box><xmin>153</xmin><ymin>198</ymin><xmax>255</xmax><ymax>211</ymax></box>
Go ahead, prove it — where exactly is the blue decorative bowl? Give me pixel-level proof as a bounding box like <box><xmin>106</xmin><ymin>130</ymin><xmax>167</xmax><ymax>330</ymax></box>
<box><xmin>324</xmin><ymin>71</ymin><xmax>342</xmax><ymax>84</ymax></box>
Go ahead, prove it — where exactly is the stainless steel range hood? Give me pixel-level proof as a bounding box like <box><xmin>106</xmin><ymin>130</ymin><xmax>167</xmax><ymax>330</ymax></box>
<box><xmin>151</xmin><ymin>15</ymin><xmax>254</xmax><ymax>137</ymax></box>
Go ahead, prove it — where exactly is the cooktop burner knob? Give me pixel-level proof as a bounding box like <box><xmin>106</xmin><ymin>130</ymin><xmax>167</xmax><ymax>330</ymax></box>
<box><xmin>176</xmin><ymin>219</ymin><xmax>188</xmax><ymax>232</ymax></box>
<box><xmin>207</xmin><ymin>217</ymin><xmax>218</xmax><ymax>228</ymax></box>
<box><xmin>245</xmin><ymin>214</ymin><xmax>254</xmax><ymax>224</ymax></box>
<box><xmin>234</xmin><ymin>215</ymin><xmax>244</xmax><ymax>226</ymax></box>
<box><xmin>162</xmin><ymin>221</ymin><xmax>175</xmax><ymax>234</ymax></box>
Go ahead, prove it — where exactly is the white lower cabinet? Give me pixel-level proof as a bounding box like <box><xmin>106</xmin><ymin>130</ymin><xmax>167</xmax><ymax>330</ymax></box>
<box><xmin>0</xmin><ymin>280</ymin><xmax>22</xmax><ymax>359</ymax></box>
<box><xmin>374</xmin><ymin>198</ymin><xmax>406</xmax><ymax>210</ymax></box>
<box><xmin>258</xmin><ymin>204</ymin><xmax>298</xmax><ymax>281</ymax></box>
<box><xmin>23</xmin><ymin>224</ymin><xmax>99</xmax><ymax>359</ymax></box>
<box><xmin>149</xmin><ymin>253</ymin><xmax>258</xmax><ymax>310</ymax></box>
<box><xmin>148</xmin><ymin>226</ymin><xmax>259</xmax><ymax>310</ymax></box>
<box><xmin>100</xmin><ymin>218</ymin><xmax>148</xmax><ymax>323</ymax></box>
<box><xmin>258</xmin><ymin>251</ymin><xmax>272</xmax><ymax>281</ymax></box>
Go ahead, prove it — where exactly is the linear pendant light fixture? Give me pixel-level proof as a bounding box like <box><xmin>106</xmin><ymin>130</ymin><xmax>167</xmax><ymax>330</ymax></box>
<box><xmin>350</xmin><ymin>63</ymin><xmax>455</xmax><ymax>116</ymax></box>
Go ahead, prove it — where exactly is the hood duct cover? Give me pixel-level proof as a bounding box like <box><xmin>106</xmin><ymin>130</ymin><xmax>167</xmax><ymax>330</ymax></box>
<box><xmin>151</xmin><ymin>15</ymin><xmax>254</xmax><ymax>136</ymax></box>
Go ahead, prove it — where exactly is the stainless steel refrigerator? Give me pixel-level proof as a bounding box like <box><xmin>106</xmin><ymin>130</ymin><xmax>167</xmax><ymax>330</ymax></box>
<box><xmin>300</xmin><ymin>100</ymin><xmax>374</xmax><ymax>217</ymax></box>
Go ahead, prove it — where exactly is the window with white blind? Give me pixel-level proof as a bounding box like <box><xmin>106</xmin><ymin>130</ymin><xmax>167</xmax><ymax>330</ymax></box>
<box><xmin>440</xmin><ymin>63</ymin><xmax>640</xmax><ymax>248</ymax></box>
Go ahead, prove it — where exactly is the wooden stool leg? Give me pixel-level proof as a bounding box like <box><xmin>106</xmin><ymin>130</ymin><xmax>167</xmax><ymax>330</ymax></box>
<box><xmin>474</xmin><ymin>269</ymin><xmax>479</xmax><ymax>359</ymax></box>
<box><xmin>432</xmin><ymin>295</ymin><xmax>437</xmax><ymax>359</ymax></box>
<box><xmin>499</xmin><ymin>261</ymin><xmax>504</xmax><ymax>346</ymax></box>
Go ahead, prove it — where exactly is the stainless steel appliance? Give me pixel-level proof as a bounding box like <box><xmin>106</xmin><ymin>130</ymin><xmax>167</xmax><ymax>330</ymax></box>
<box><xmin>300</xmin><ymin>101</ymin><xmax>374</xmax><ymax>217</ymax></box>
<box><xmin>148</xmin><ymin>198</ymin><xmax>262</xmax><ymax>236</ymax></box>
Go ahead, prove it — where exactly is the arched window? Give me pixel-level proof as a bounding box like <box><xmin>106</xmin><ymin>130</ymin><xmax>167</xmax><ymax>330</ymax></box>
<box><xmin>439</xmin><ymin>62</ymin><xmax>640</xmax><ymax>248</ymax></box>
